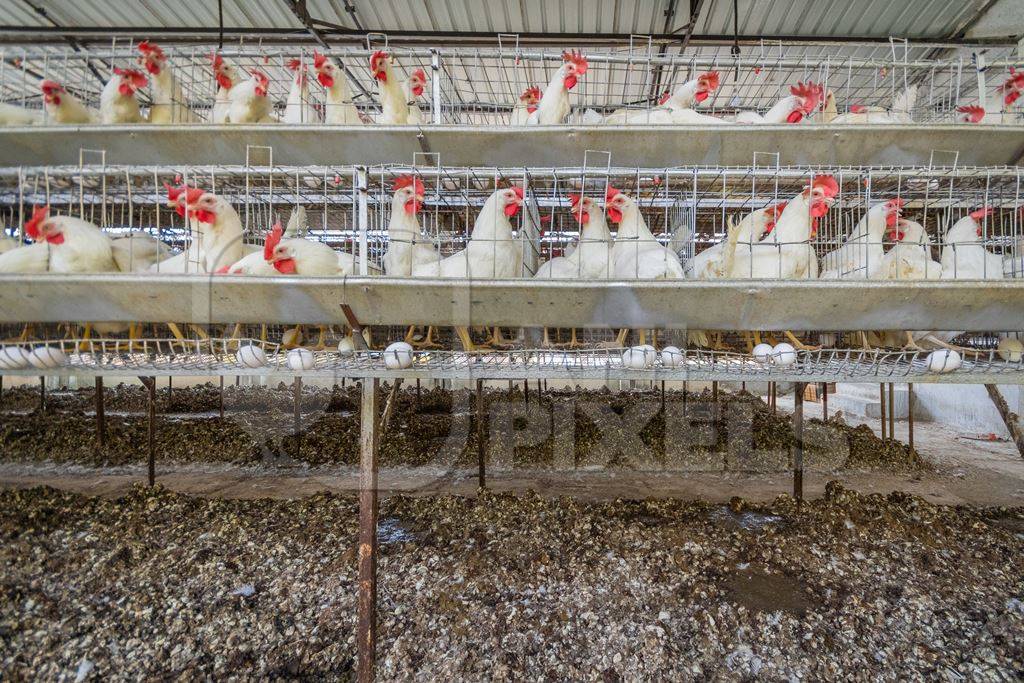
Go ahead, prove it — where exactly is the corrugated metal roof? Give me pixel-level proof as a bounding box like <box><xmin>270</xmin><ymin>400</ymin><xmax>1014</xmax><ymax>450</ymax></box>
<box><xmin>0</xmin><ymin>0</ymin><xmax>1011</xmax><ymax>43</ymax></box>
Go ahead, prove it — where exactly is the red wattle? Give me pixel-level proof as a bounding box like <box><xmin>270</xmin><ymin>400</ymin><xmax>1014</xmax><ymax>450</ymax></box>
<box><xmin>274</xmin><ymin>259</ymin><xmax>297</xmax><ymax>274</ymax></box>
<box><xmin>118</xmin><ymin>83</ymin><xmax>134</xmax><ymax>97</ymax></box>
<box><xmin>192</xmin><ymin>209</ymin><xmax>216</xmax><ymax>224</ymax></box>
<box><xmin>695</xmin><ymin>91</ymin><xmax>708</xmax><ymax>103</ymax></box>
<box><xmin>886</xmin><ymin>212</ymin><xmax>898</xmax><ymax>227</ymax></box>
<box><xmin>504</xmin><ymin>203</ymin><xmax>521</xmax><ymax>217</ymax></box>
<box><xmin>46</xmin><ymin>233</ymin><xmax>65</xmax><ymax>245</ymax></box>
<box><xmin>374</xmin><ymin>72</ymin><xmax>387</xmax><ymax>82</ymax></box>
<box><xmin>786</xmin><ymin>110</ymin><xmax>804</xmax><ymax>123</ymax></box>
<box><xmin>317</xmin><ymin>73</ymin><xmax>334</xmax><ymax>88</ymax></box>
<box><xmin>563</xmin><ymin>75</ymin><xmax>577</xmax><ymax>90</ymax></box>
<box><xmin>404</xmin><ymin>199</ymin><xmax>422</xmax><ymax>214</ymax></box>
<box><xmin>1006</xmin><ymin>91</ymin><xmax>1021</xmax><ymax>105</ymax></box>
<box><xmin>607</xmin><ymin>207</ymin><xmax>623</xmax><ymax>223</ymax></box>
<box><xmin>574</xmin><ymin>210</ymin><xmax>590</xmax><ymax>225</ymax></box>
<box><xmin>809</xmin><ymin>201</ymin><xmax>829</xmax><ymax>218</ymax></box>
<box><xmin>412</xmin><ymin>85</ymin><xmax>424</xmax><ymax>97</ymax></box>
<box><xmin>144</xmin><ymin>61</ymin><xmax>161</xmax><ymax>75</ymax></box>
<box><xmin>526</xmin><ymin>105</ymin><xmax>537</xmax><ymax>114</ymax></box>
<box><xmin>216</xmin><ymin>74</ymin><xmax>232</xmax><ymax>90</ymax></box>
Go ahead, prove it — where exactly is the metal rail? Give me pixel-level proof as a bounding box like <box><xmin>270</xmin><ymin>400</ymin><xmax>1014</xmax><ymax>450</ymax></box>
<box><xmin>0</xmin><ymin>337</ymin><xmax>1020</xmax><ymax>384</ymax></box>
<box><xmin>1</xmin><ymin>125</ymin><xmax>1022</xmax><ymax>167</ymax></box>
<box><xmin>1</xmin><ymin>275</ymin><xmax>1023</xmax><ymax>330</ymax></box>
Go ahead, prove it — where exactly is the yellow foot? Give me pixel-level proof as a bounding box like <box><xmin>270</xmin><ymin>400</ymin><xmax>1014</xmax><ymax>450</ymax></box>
<box><xmin>784</xmin><ymin>331</ymin><xmax>821</xmax><ymax>352</ymax></box>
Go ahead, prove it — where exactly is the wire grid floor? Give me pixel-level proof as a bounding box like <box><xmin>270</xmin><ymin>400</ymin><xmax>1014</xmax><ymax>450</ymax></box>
<box><xmin>1</xmin><ymin>338</ymin><xmax>1021</xmax><ymax>384</ymax></box>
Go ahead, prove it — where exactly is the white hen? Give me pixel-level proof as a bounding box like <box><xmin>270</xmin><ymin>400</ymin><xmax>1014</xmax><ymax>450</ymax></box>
<box><xmin>382</xmin><ymin>176</ymin><xmax>437</xmax><ymax>275</ymax></box>
<box><xmin>227</xmin><ymin>70</ymin><xmax>275</xmax><ymax>123</ymax></box>
<box><xmin>100</xmin><ymin>68</ymin><xmax>148</xmax><ymax>124</ymax></box>
<box><xmin>40</xmin><ymin>80</ymin><xmax>97</xmax><ymax>124</ymax></box>
<box><xmin>150</xmin><ymin>185</ymin><xmax>245</xmax><ymax>273</ymax></box>
<box><xmin>313</xmin><ymin>51</ymin><xmax>363</xmax><ymax>125</ymax></box>
<box><xmin>605</xmin><ymin>187</ymin><xmax>684</xmax><ymax>279</ymax></box>
<box><xmin>685</xmin><ymin>203</ymin><xmax>786</xmax><ymax>279</ymax></box>
<box><xmin>535</xmin><ymin>195</ymin><xmax>612</xmax><ymax>279</ymax></box>
<box><xmin>412</xmin><ymin>186</ymin><xmax>524</xmax><ymax>278</ymax></box>
<box><xmin>370</xmin><ymin>51</ymin><xmax>409</xmax><ymax>125</ymax></box>
<box><xmin>137</xmin><ymin>41</ymin><xmax>198</xmax><ymax>124</ymax></box>
<box><xmin>820</xmin><ymin>198</ymin><xmax>904</xmax><ymax>279</ymax></box>
<box><xmin>283</xmin><ymin>58</ymin><xmax>316</xmax><ymax>124</ymax></box>
<box><xmin>527</xmin><ymin>51</ymin><xmax>588</xmax><ymax>125</ymax></box>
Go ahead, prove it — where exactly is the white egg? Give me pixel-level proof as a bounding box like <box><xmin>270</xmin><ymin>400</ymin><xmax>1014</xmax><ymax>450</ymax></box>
<box><xmin>0</xmin><ymin>346</ymin><xmax>31</xmax><ymax>370</ymax></box>
<box><xmin>338</xmin><ymin>337</ymin><xmax>357</xmax><ymax>355</ymax></box>
<box><xmin>772</xmin><ymin>342</ymin><xmax>797</xmax><ymax>367</ymax></box>
<box><xmin>621</xmin><ymin>346</ymin><xmax>653</xmax><ymax>370</ymax></box>
<box><xmin>28</xmin><ymin>346</ymin><xmax>67</xmax><ymax>370</ymax></box>
<box><xmin>286</xmin><ymin>348</ymin><xmax>315</xmax><ymax>371</ymax></box>
<box><xmin>997</xmin><ymin>338</ymin><xmax>1023</xmax><ymax>363</ymax></box>
<box><xmin>236</xmin><ymin>344</ymin><xmax>266</xmax><ymax>368</ymax></box>
<box><xmin>383</xmin><ymin>341</ymin><xmax>414</xmax><ymax>370</ymax></box>
<box><xmin>660</xmin><ymin>345</ymin><xmax>684</xmax><ymax>368</ymax></box>
<box><xmin>637</xmin><ymin>344</ymin><xmax>658</xmax><ymax>366</ymax></box>
<box><xmin>926</xmin><ymin>349</ymin><xmax>961</xmax><ymax>373</ymax></box>
<box><xmin>752</xmin><ymin>343</ymin><xmax>774</xmax><ymax>364</ymax></box>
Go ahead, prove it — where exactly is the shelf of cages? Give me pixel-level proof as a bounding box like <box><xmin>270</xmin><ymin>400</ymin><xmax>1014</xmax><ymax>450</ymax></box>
<box><xmin>1</xmin><ymin>163</ymin><xmax>1020</xmax><ymax>284</ymax></box>
<box><xmin>0</xmin><ymin>336</ymin><xmax>1021</xmax><ymax>385</ymax></box>
<box><xmin>1</xmin><ymin>41</ymin><xmax>1021</xmax><ymax>126</ymax></box>
<box><xmin>0</xmin><ymin>42</ymin><xmax>1021</xmax><ymax>167</ymax></box>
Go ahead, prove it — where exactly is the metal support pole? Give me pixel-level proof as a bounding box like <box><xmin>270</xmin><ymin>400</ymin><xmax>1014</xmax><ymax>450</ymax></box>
<box><xmin>357</xmin><ymin>378</ymin><xmax>380</xmax><ymax>683</ymax></box>
<box><xmin>167</xmin><ymin>376</ymin><xmax>173</xmax><ymax>410</ymax></box>
<box><xmin>536</xmin><ymin>379</ymin><xmax>542</xmax><ymax>404</ymax></box>
<box><xmin>524</xmin><ymin>379</ymin><xmax>529</xmax><ymax>406</ymax></box>
<box><xmin>293</xmin><ymin>377</ymin><xmax>303</xmax><ymax>460</ymax></box>
<box><xmin>682</xmin><ymin>381</ymin><xmax>688</xmax><ymax>414</ymax></box>
<box><xmin>94</xmin><ymin>376</ymin><xmax>106</xmax><ymax>451</ymax></box>
<box><xmin>415</xmin><ymin>378</ymin><xmax>421</xmax><ymax>404</ymax></box>
<box><xmin>907</xmin><ymin>383</ymin><xmax>914</xmax><ymax>452</ymax></box>
<box><xmin>39</xmin><ymin>376</ymin><xmax>45</xmax><ymax>411</ymax></box>
<box><xmin>146</xmin><ymin>377</ymin><xmax>156</xmax><ymax>487</ymax></box>
<box><xmin>985</xmin><ymin>384</ymin><xmax>1024</xmax><ymax>458</ymax></box>
<box><xmin>879</xmin><ymin>384</ymin><xmax>887</xmax><ymax>440</ymax></box>
<box><xmin>793</xmin><ymin>382</ymin><xmax>804</xmax><ymax>504</ymax></box>
<box><xmin>219</xmin><ymin>376</ymin><xmax>225</xmax><ymax>420</ymax></box>
<box><xmin>476</xmin><ymin>379</ymin><xmax>486</xmax><ymax>490</ymax></box>
<box><xmin>770</xmin><ymin>382</ymin><xmax>776</xmax><ymax>414</ymax></box>
<box><xmin>888</xmin><ymin>383</ymin><xmax>895</xmax><ymax>440</ymax></box>
<box><xmin>712</xmin><ymin>380</ymin><xmax>719</xmax><ymax>403</ymax></box>
<box><xmin>356</xmin><ymin>167</ymin><xmax>370</xmax><ymax>276</ymax></box>
<box><xmin>660</xmin><ymin>380</ymin><xmax>666</xmax><ymax>413</ymax></box>
<box><xmin>821</xmin><ymin>382</ymin><xmax>828</xmax><ymax>421</ymax></box>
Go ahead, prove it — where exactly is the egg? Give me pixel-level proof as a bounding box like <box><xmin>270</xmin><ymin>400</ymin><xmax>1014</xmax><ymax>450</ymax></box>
<box><xmin>0</xmin><ymin>346</ymin><xmax>31</xmax><ymax>370</ymax></box>
<box><xmin>28</xmin><ymin>346</ymin><xmax>67</xmax><ymax>370</ymax></box>
<box><xmin>383</xmin><ymin>341</ymin><xmax>414</xmax><ymax>370</ymax></box>
<box><xmin>637</xmin><ymin>344</ymin><xmax>658</xmax><ymax>366</ymax></box>
<box><xmin>926</xmin><ymin>349</ymin><xmax>961</xmax><ymax>373</ymax></box>
<box><xmin>997</xmin><ymin>338</ymin><xmax>1023</xmax><ymax>363</ymax></box>
<box><xmin>772</xmin><ymin>342</ymin><xmax>797</xmax><ymax>367</ymax></box>
<box><xmin>660</xmin><ymin>345</ymin><xmax>684</xmax><ymax>368</ymax></box>
<box><xmin>621</xmin><ymin>346</ymin><xmax>653</xmax><ymax>369</ymax></box>
<box><xmin>286</xmin><ymin>348</ymin><xmax>315</xmax><ymax>371</ymax></box>
<box><xmin>236</xmin><ymin>344</ymin><xmax>266</xmax><ymax>368</ymax></box>
<box><xmin>752</xmin><ymin>343</ymin><xmax>774</xmax><ymax>364</ymax></box>
<box><xmin>338</xmin><ymin>337</ymin><xmax>357</xmax><ymax>355</ymax></box>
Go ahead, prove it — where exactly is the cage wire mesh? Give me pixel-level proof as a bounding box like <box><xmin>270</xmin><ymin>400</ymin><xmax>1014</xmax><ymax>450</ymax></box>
<box><xmin>0</xmin><ymin>42</ymin><xmax>1020</xmax><ymax>125</ymax></box>
<box><xmin>1</xmin><ymin>163</ymin><xmax>1021</xmax><ymax>280</ymax></box>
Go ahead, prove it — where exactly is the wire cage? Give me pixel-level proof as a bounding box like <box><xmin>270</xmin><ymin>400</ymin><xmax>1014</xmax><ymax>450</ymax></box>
<box><xmin>1</xmin><ymin>41</ymin><xmax>1021</xmax><ymax>126</ymax></box>
<box><xmin>1</xmin><ymin>162</ymin><xmax>1021</xmax><ymax>280</ymax></box>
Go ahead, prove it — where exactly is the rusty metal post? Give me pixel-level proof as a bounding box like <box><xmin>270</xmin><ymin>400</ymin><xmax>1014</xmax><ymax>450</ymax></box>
<box><xmin>39</xmin><ymin>376</ymin><xmax>45</xmax><ymax>411</ymax></box>
<box><xmin>712</xmin><ymin>380</ymin><xmax>719</xmax><ymax>403</ymax></box>
<box><xmin>146</xmin><ymin>377</ymin><xmax>156</xmax><ymax>487</ymax></box>
<box><xmin>793</xmin><ymin>382</ymin><xmax>804</xmax><ymax>504</ymax></box>
<box><xmin>524</xmin><ymin>379</ymin><xmax>529</xmax><ymax>406</ymax></box>
<box><xmin>293</xmin><ymin>377</ymin><xmax>302</xmax><ymax>460</ymax></box>
<box><xmin>219</xmin><ymin>376</ymin><xmax>225</xmax><ymax>420</ymax></box>
<box><xmin>167</xmin><ymin>376</ymin><xmax>173</xmax><ymax>410</ymax></box>
<box><xmin>357</xmin><ymin>378</ymin><xmax>380</xmax><ymax>683</ymax></box>
<box><xmin>476</xmin><ymin>379</ymin><xmax>486</xmax><ymax>490</ymax></box>
<box><xmin>821</xmin><ymin>382</ymin><xmax>828</xmax><ymax>421</ymax></box>
<box><xmin>907</xmin><ymin>383</ymin><xmax>914</xmax><ymax>452</ymax></box>
<box><xmin>94</xmin><ymin>376</ymin><xmax>106</xmax><ymax>451</ymax></box>
<box><xmin>771</xmin><ymin>382</ymin><xmax>777</xmax><ymax>414</ymax></box>
<box><xmin>888</xmin><ymin>383</ymin><xmax>895</xmax><ymax>440</ymax></box>
<box><xmin>879</xmin><ymin>383</ymin><xmax>887</xmax><ymax>440</ymax></box>
<box><xmin>660</xmin><ymin>380</ymin><xmax>666</xmax><ymax>413</ymax></box>
<box><xmin>537</xmin><ymin>379</ymin><xmax>542</xmax><ymax>403</ymax></box>
<box><xmin>415</xmin><ymin>378</ymin><xmax>421</xmax><ymax>404</ymax></box>
<box><xmin>741</xmin><ymin>381</ymin><xmax>746</xmax><ymax>392</ymax></box>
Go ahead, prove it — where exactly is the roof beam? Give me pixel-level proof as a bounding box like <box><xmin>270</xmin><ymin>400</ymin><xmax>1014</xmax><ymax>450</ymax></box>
<box><xmin>280</xmin><ymin>0</ymin><xmax>329</xmax><ymax>48</ymax></box>
<box><xmin>0</xmin><ymin>24</ymin><xmax>1015</xmax><ymax>48</ymax></box>
<box><xmin>17</xmin><ymin>0</ymin><xmax>107</xmax><ymax>84</ymax></box>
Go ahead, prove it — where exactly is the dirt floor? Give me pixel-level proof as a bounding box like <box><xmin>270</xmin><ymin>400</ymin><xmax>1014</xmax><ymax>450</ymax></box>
<box><xmin>2</xmin><ymin>484</ymin><xmax>1023</xmax><ymax>679</ymax></box>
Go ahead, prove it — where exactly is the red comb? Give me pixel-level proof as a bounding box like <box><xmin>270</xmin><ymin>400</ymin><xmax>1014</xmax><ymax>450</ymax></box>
<box><xmin>392</xmin><ymin>175</ymin><xmax>425</xmax><ymax>195</ymax></box>
<box><xmin>562</xmin><ymin>50</ymin><xmax>588</xmax><ymax>74</ymax></box>
<box><xmin>210</xmin><ymin>52</ymin><xmax>224</xmax><ymax>69</ymax></box>
<box><xmin>698</xmin><ymin>71</ymin><xmax>721</xmax><ymax>91</ymax></box>
<box><xmin>137</xmin><ymin>41</ymin><xmax>165</xmax><ymax>60</ymax></box>
<box><xmin>114</xmin><ymin>67</ymin><xmax>148</xmax><ymax>90</ymax></box>
<box><xmin>850</xmin><ymin>104</ymin><xmax>867</xmax><ymax>113</ymax></box>
<box><xmin>287</xmin><ymin>58</ymin><xmax>303</xmax><ymax>72</ymax></box>
<box><xmin>887</xmin><ymin>198</ymin><xmax>906</xmax><ymax>208</ymax></box>
<box><xmin>568</xmin><ymin>193</ymin><xmax>583</xmax><ymax>207</ymax></box>
<box><xmin>412</xmin><ymin>68</ymin><xmax>426</xmax><ymax>82</ymax></box>
<box><xmin>521</xmin><ymin>86</ymin><xmax>542</xmax><ymax>102</ymax></box>
<box><xmin>214</xmin><ymin>265</ymin><xmax>231</xmax><ymax>274</ymax></box>
<box><xmin>40</xmin><ymin>80</ymin><xmax>64</xmax><ymax>96</ymax></box>
<box><xmin>251</xmin><ymin>70</ymin><xmax>269</xmax><ymax>96</ymax></box>
<box><xmin>790</xmin><ymin>81</ymin><xmax>823</xmax><ymax>111</ymax></box>
<box><xmin>263</xmin><ymin>222</ymin><xmax>284</xmax><ymax>261</ymax></box>
<box><xmin>370</xmin><ymin>51</ymin><xmax>388</xmax><ymax>77</ymax></box>
<box><xmin>658</xmin><ymin>91</ymin><xmax>671</xmax><ymax>105</ymax></box>
<box><xmin>970</xmin><ymin>207</ymin><xmax>993</xmax><ymax>220</ymax></box>
<box><xmin>511</xmin><ymin>186</ymin><xmax>524</xmax><ymax>200</ymax></box>
<box><xmin>313</xmin><ymin>51</ymin><xmax>328</xmax><ymax>69</ymax></box>
<box><xmin>605</xmin><ymin>186</ymin><xmax>621</xmax><ymax>203</ymax></box>
<box><xmin>957</xmin><ymin>105</ymin><xmax>985</xmax><ymax>123</ymax></box>
<box><xmin>24</xmin><ymin>205</ymin><xmax>48</xmax><ymax>240</ymax></box>
<box><xmin>811</xmin><ymin>175</ymin><xmax>839</xmax><ymax>197</ymax></box>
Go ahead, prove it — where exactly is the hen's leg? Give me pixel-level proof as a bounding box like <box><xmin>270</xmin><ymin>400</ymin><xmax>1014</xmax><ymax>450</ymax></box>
<box><xmin>455</xmin><ymin>326</ymin><xmax>479</xmax><ymax>352</ymax></box>
<box><xmin>784</xmin><ymin>331</ymin><xmax>820</xmax><ymax>351</ymax></box>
